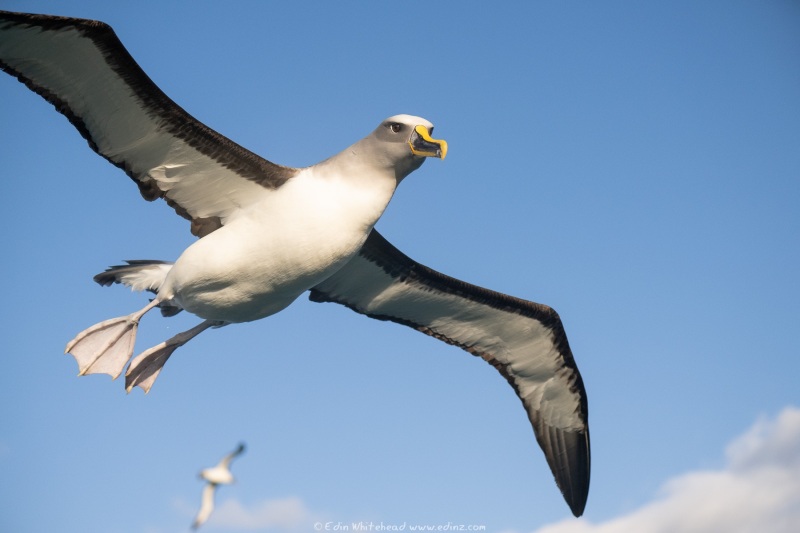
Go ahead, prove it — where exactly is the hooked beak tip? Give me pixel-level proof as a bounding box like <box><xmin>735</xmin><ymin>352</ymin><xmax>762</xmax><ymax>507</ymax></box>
<box><xmin>410</xmin><ymin>125</ymin><xmax>447</xmax><ymax>159</ymax></box>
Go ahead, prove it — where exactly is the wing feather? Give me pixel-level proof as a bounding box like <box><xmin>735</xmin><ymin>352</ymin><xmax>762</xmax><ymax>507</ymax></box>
<box><xmin>0</xmin><ymin>11</ymin><xmax>298</xmax><ymax>237</ymax></box>
<box><xmin>219</xmin><ymin>442</ymin><xmax>246</xmax><ymax>468</ymax></box>
<box><xmin>192</xmin><ymin>483</ymin><xmax>216</xmax><ymax>529</ymax></box>
<box><xmin>310</xmin><ymin>229</ymin><xmax>590</xmax><ymax>516</ymax></box>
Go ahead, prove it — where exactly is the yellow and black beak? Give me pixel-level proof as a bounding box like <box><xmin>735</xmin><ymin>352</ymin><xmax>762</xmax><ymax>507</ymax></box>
<box><xmin>409</xmin><ymin>125</ymin><xmax>448</xmax><ymax>159</ymax></box>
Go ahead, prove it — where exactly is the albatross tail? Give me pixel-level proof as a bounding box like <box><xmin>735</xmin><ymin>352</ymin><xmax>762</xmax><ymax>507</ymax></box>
<box><xmin>93</xmin><ymin>260</ymin><xmax>173</xmax><ymax>289</ymax></box>
<box><xmin>93</xmin><ymin>260</ymin><xmax>181</xmax><ymax>316</ymax></box>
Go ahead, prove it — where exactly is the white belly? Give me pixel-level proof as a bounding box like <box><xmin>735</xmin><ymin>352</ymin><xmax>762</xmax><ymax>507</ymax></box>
<box><xmin>158</xmin><ymin>170</ymin><xmax>394</xmax><ymax>323</ymax></box>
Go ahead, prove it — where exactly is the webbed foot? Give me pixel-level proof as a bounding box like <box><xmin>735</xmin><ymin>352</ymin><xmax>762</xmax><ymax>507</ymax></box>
<box><xmin>125</xmin><ymin>319</ymin><xmax>222</xmax><ymax>393</ymax></box>
<box><xmin>65</xmin><ymin>299</ymin><xmax>159</xmax><ymax>379</ymax></box>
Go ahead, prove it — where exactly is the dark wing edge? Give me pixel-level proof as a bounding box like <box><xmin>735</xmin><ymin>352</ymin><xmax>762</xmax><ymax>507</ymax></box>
<box><xmin>231</xmin><ymin>442</ymin><xmax>246</xmax><ymax>460</ymax></box>
<box><xmin>310</xmin><ymin>229</ymin><xmax>590</xmax><ymax>516</ymax></box>
<box><xmin>0</xmin><ymin>10</ymin><xmax>298</xmax><ymax>237</ymax></box>
<box><xmin>220</xmin><ymin>442</ymin><xmax>246</xmax><ymax>468</ymax></box>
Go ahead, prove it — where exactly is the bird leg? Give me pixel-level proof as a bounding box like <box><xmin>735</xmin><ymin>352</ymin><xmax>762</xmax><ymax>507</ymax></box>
<box><xmin>65</xmin><ymin>299</ymin><xmax>160</xmax><ymax>379</ymax></box>
<box><xmin>125</xmin><ymin>319</ymin><xmax>224</xmax><ymax>394</ymax></box>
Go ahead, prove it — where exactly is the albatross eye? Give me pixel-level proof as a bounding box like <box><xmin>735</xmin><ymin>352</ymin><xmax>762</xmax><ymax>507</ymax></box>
<box><xmin>389</xmin><ymin>123</ymin><xmax>402</xmax><ymax>133</ymax></box>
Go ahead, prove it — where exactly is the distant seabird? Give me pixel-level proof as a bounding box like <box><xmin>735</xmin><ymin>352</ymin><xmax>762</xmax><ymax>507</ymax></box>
<box><xmin>192</xmin><ymin>443</ymin><xmax>246</xmax><ymax>530</ymax></box>
<box><xmin>0</xmin><ymin>11</ymin><xmax>590</xmax><ymax>516</ymax></box>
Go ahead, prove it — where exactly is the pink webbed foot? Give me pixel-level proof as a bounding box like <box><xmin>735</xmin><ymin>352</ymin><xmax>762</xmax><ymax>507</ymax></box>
<box><xmin>125</xmin><ymin>319</ymin><xmax>222</xmax><ymax>393</ymax></box>
<box><xmin>65</xmin><ymin>300</ymin><xmax>160</xmax><ymax>379</ymax></box>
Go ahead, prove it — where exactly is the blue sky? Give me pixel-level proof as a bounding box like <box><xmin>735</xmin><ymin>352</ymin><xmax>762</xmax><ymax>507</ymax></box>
<box><xmin>1</xmin><ymin>1</ymin><xmax>799</xmax><ymax>532</ymax></box>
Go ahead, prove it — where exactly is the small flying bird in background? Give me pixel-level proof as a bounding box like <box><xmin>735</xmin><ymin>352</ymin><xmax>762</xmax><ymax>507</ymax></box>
<box><xmin>192</xmin><ymin>442</ymin><xmax>246</xmax><ymax>530</ymax></box>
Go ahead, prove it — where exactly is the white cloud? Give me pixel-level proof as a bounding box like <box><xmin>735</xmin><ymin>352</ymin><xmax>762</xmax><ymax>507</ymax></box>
<box><xmin>533</xmin><ymin>406</ymin><xmax>800</xmax><ymax>533</ymax></box>
<box><xmin>178</xmin><ymin>408</ymin><xmax>800</xmax><ymax>533</ymax></box>
<box><xmin>202</xmin><ymin>495</ymin><xmax>319</xmax><ymax>531</ymax></box>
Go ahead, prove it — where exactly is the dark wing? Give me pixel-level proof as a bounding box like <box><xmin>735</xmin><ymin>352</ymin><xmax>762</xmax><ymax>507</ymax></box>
<box><xmin>0</xmin><ymin>11</ymin><xmax>298</xmax><ymax>237</ymax></box>
<box><xmin>310</xmin><ymin>230</ymin><xmax>590</xmax><ymax>516</ymax></box>
<box><xmin>219</xmin><ymin>442</ymin><xmax>246</xmax><ymax>468</ymax></box>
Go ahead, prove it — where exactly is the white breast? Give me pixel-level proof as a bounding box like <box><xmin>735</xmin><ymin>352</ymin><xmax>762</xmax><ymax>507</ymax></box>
<box><xmin>159</xmin><ymin>167</ymin><xmax>397</xmax><ymax>323</ymax></box>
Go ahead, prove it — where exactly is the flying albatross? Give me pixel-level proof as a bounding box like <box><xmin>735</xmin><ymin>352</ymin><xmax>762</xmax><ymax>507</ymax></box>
<box><xmin>192</xmin><ymin>442</ymin><xmax>246</xmax><ymax>529</ymax></box>
<box><xmin>0</xmin><ymin>11</ymin><xmax>590</xmax><ymax>516</ymax></box>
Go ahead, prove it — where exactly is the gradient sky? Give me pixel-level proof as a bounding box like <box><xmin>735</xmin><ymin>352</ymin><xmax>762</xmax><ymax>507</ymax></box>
<box><xmin>1</xmin><ymin>1</ymin><xmax>799</xmax><ymax>532</ymax></box>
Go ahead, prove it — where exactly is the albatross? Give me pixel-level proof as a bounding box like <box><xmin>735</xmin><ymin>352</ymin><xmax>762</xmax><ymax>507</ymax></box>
<box><xmin>192</xmin><ymin>442</ymin><xmax>246</xmax><ymax>530</ymax></box>
<box><xmin>0</xmin><ymin>10</ymin><xmax>590</xmax><ymax>516</ymax></box>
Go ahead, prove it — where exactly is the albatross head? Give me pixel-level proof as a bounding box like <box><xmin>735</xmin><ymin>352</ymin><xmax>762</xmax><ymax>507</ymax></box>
<box><xmin>361</xmin><ymin>114</ymin><xmax>447</xmax><ymax>181</ymax></box>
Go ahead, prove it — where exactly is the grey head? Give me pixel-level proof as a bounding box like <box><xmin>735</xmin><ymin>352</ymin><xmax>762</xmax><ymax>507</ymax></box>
<box><xmin>350</xmin><ymin>114</ymin><xmax>448</xmax><ymax>182</ymax></box>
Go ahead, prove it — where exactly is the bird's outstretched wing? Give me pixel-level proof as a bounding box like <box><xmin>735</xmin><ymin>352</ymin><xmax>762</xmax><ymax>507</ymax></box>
<box><xmin>191</xmin><ymin>483</ymin><xmax>217</xmax><ymax>530</ymax></box>
<box><xmin>310</xmin><ymin>229</ymin><xmax>590</xmax><ymax>516</ymax></box>
<box><xmin>0</xmin><ymin>11</ymin><xmax>298</xmax><ymax>238</ymax></box>
<box><xmin>219</xmin><ymin>442</ymin><xmax>246</xmax><ymax>469</ymax></box>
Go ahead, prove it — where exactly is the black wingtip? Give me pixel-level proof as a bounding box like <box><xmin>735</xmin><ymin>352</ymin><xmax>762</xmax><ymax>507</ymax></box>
<box><xmin>551</xmin><ymin>427</ymin><xmax>590</xmax><ymax>517</ymax></box>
